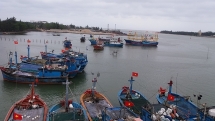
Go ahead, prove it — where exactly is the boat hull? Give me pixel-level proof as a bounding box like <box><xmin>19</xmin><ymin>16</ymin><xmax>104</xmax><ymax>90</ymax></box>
<box><xmin>93</xmin><ymin>45</ymin><xmax>104</xmax><ymax>50</ymax></box>
<box><xmin>4</xmin><ymin>84</ymin><xmax>48</xmax><ymax>121</ymax></box>
<box><xmin>89</xmin><ymin>39</ymin><xmax>97</xmax><ymax>45</ymax></box>
<box><xmin>118</xmin><ymin>88</ymin><xmax>150</xmax><ymax>116</ymax></box>
<box><xmin>124</xmin><ymin>39</ymin><xmax>158</xmax><ymax>46</ymax></box>
<box><xmin>0</xmin><ymin>68</ymin><xmax>67</xmax><ymax>84</ymax></box>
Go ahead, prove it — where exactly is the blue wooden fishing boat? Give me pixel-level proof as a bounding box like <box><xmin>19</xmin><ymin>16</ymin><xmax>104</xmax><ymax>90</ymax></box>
<box><xmin>47</xmin><ymin>77</ymin><xmax>88</xmax><ymax>121</ymax></box>
<box><xmin>118</xmin><ymin>77</ymin><xmax>187</xmax><ymax>121</ymax></box>
<box><xmin>101</xmin><ymin>106</ymin><xmax>142</xmax><ymax>121</ymax></box>
<box><xmin>0</xmin><ymin>51</ymin><xmax>70</xmax><ymax>84</ymax></box>
<box><xmin>156</xmin><ymin>80</ymin><xmax>215</xmax><ymax>121</ymax></box>
<box><xmin>80</xmin><ymin>36</ymin><xmax>86</xmax><ymax>42</ymax></box>
<box><xmin>4</xmin><ymin>83</ymin><xmax>48</xmax><ymax>121</ymax></box>
<box><xmin>20</xmin><ymin>45</ymin><xmax>80</xmax><ymax>78</ymax></box>
<box><xmin>40</xmin><ymin>45</ymin><xmax>88</xmax><ymax>73</ymax></box>
<box><xmin>80</xmin><ymin>77</ymin><xmax>113</xmax><ymax>121</ymax></box>
<box><xmin>118</xmin><ymin>77</ymin><xmax>151</xmax><ymax>116</ymax></box>
<box><xmin>142</xmin><ymin>40</ymin><xmax>158</xmax><ymax>46</ymax></box>
<box><xmin>63</xmin><ymin>39</ymin><xmax>72</xmax><ymax>48</ymax></box>
<box><xmin>89</xmin><ymin>38</ymin><xmax>97</xmax><ymax>45</ymax></box>
<box><xmin>104</xmin><ymin>40</ymin><xmax>123</xmax><ymax>47</ymax></box>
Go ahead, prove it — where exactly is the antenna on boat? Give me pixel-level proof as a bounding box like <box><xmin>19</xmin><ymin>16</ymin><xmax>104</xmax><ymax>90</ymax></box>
<box><xmin>128</xmin><ymin>77</ymin><xmax>135</xmax><ymax>94</ymax></box>
<box><xmin>64</xmin><ymin>75</ymin><xmax>71</xmax><ymax>112</ymax></box>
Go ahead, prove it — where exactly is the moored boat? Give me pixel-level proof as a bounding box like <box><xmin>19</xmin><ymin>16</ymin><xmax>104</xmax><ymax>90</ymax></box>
<box><xmin>156</xmin><ymin>80</ymin><xmax>215</xmax><ymax>121</ymax></box>
<box><xmin>118</xmin><ymin>77</ymin><xmax>151</xmax><ymax>116</ymax></box>
<box><xmin>63</xmin><ymin>38</ymin><xmax>72</xmax><ymax>48</ymax></box>
<box><xmin>47</xmin><ymin>77</ymin><xmax>88</xmax><ymax>121</ymax></box>
<box><xmin>80</xmin><ymin>36</ymin><xmax>86</xmax><ymax>42</ymax></box>
<box><xmin>93</xmin><ymin>44</ymin><xmax>104</xmax><ymax>50</ymax></box>
<box><xmin>118</xmin><ymin>76</ymin><xmax>183</xmax><ymax>121</ymax></box>
<box><xmin>104</xmin><ymin>40</ymin><xmax>123</xmax><ymax>47</ymax></box>
<box><xmin>4</xmin><ymin>83</ymin><xmax>48</xmax><ymax>121</ymax></box>
<box><xmin>80</xmin><ymin>77</ymin><xmax>113</xmax><ymax>121</ymax></box>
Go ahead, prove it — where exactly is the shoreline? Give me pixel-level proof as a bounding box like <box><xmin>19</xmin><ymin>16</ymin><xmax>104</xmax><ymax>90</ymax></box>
<box><xmin>0</xmin><ymin>29</ymin><xmax>127</xmax><ymax>36</ymax></box>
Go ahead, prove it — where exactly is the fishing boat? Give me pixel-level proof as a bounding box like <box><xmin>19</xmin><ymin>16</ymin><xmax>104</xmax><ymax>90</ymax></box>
<box><xmin>20</xmin><ymin>45</ymin><xmax>80</xmax><ymax>78</ymax></box>
<box><xmin>89</xmin><ymin>38</ymin><xmax>97</xmax><ymax>45</ymax></box>
<box><xmin>93</xmin><ymin>44</ymin><xmax>104</xmax><ymax>50</ymax></box>
<box><xmin>0</xmin><ymin>51</ymin><xmax>69</xmax><ymax>84</ymax></box>
<box><xmin>40</xmin><ymin>45</ymin><xmax>88</xmax><ymax>73</ymax></box>
<box><xmin>102</xmin><ymin>106</ymin><xmax>142</xmax><ymax>121</ymax></box>
<box><xmin>80</xmin><ymin>77</ymin><xmax>113</xmax><ymax>121</ymax></box>
<box><xmin>47</xmin><ymin>77</ymin><xmax>88</xmax><ymax>121</ymax></box>
<box><xmin>124</xmin><ymin>33</ymin><xmax>159</xmax><ymax>46</ymax></box>
<box><xmin>142</xmin><ymin>40</ymin><xmax>158</xmax><ymax>46</ymax></box>
<box><xmin>98</xmin><ymin>37</ymin><xmax>110</xmax><ymax>42</ymax></box>
<box><xmin>118</xmin><ymin>76</ymin><xmax>184</xmax><ymax>121</ymax></box>
<box><xmin>156</xmin><ymin>80</ymin><xmax>215</xmax><ymax>121</ymax></box>
<box><xmin>4</xmin><ymin>83</ymin><xmax>48</xmax><ymax>121</ymax></box>
<box><xmin>53</xmin><ymin>33</ymin><xmax>60</xmax><ymax>36</ymax></box>
<box><xmin>63</xmin><ymin>38</ymin><xmax>72</xmax><ymax>48</ymax></box>
<box><xmin>80</xmin><ymin>36</ymin><xmax>86</xmax><ymax>42</ymax></box>
<box><xmin>104</xmin><ymin>39</ymin><xmax>123</xmax><ymax>47</ymax></box>
<box><xmin>118</xmin><ymin>77</ymin><xmax>152</xmax><ymax>116</ymax></box>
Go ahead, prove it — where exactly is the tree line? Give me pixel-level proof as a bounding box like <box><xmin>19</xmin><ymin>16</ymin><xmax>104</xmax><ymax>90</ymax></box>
<box><xmin>0</xmin><ymin>17</ymin><xmax>104</xmax><ymax>32</ymax></box>
<box><xmin>160</xmin><ymin>30</ymin><xmax>215</xmax><ymax>36</ymax></box>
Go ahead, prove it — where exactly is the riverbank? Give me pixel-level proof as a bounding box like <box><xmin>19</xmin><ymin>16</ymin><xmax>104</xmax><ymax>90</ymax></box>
<box><xmin>46</xmin><ymin>29</ymin><xmax>127</xmax><ymax>36</ymax></box>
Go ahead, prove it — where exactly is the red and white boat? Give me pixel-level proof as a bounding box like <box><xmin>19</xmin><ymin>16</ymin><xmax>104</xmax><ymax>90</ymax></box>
<box><xmin>93</xmin><ymin>44</ymin><xmax>104</xmax><ymax>50</ymax></box>
<box><xmin>4</xmin><ymin>83</ymin><xmax>48</xmax><ymax>121</ymax></box>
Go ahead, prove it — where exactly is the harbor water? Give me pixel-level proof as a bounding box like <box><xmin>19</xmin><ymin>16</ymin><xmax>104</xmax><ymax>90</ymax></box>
<box><xmin>0</xmin><ymin>31</ymin><xmax>215</xmax><ymax>120</ymax></box>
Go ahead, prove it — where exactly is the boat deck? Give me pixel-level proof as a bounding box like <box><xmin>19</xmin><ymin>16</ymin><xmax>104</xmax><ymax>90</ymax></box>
<box><xmin>104</xmin><ymin>107</ymin><xmax>137</xmax><ymax>120</ymax></box>
<box><xmin>84</xmin><ymin>98</ymin><xmax>112</xmax><ymax>120</ymax></box>
<box><xmin>160</xmin><ymin>95</ymin><xmax>198</xmax><ymax>119</ymax></box>
<box><xmin>9</xmin><ymin>107</ymin><xmax>44</xmax><ymax>121</ymax></box>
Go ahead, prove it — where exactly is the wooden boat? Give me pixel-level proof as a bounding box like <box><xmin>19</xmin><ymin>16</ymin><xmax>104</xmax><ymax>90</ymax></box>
<box><xmin>89</xmin><ymin>38</ymin><xmax>97</xmax><ymax>45</ymax></box>
<box><xmin>63</xmin><ymin>39</ymin><xmax>72</xmax><ymax>48</ymax></box>
<box><xmin>104</xmin><ymin>40</ymin><xmax>123</xmax><ymax>47</ymax></box>
<box><xmin>118</xmin><ymin>77</ymin><xmax>185</xmax><ymax>121</ymax></box>
<box><xmin>118</xmin><ymin>77</ymin><xmax>151</xmax><ymax>116</ymax></box>
<box><xmin>47</xmin><ymin>77</ymin><xmax>88</xmax><ymax>121</ymax></box>
<box><xmin>93</xmin><ymin>44</ymin><xmax>104</xmax><ymax>50</ymax></box>
<box><xmin>4</xmin><ymin>82</ymin><xmax>48</xmax><ymax>121</ymax></box>
<box><xmin>40</xmin><ymin>45</ymin><xmax>88</xmax><ymax>73</ymax></box>
<box><xmin>80</xmin><ymin>77</ymin><xmax>113</xmax><ymax>121</ymax></box>
<box><xmin>102</xmin><ymin>106</ymin><xmax>142</xmax><ymax>121</ymax></box>
<box><xmin>80</xmin><ymin>36</ymin><xmax>86</xmax><ymax>42</ymax></box>
<box><xmin>156</xmin><ymin>80</ymin><xmax>215</xmax><ymax>121</ymax></box>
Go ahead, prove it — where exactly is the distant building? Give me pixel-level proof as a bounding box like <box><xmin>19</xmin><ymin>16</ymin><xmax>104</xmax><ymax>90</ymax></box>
<box><xmin>198</xmin><ymin>30</ymin><xmax>202</xmax><ymax>36</ymax></box>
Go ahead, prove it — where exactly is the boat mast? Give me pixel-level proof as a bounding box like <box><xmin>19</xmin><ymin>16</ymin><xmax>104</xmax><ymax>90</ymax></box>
<box><xmin>128</xmin><ymin>77</ymin><xmax>135</xmax><ymax>94</ymax></box>
<box><xmin>168</xmin><ymin>80</ymin><xmax>173</xmax><ymax>94</ymax></box>
<box><xmin>30</xmin><ymin>83</ymin><xmax>35</xmax><ymax>100</ymax></box>
<box><xmin>15</xmin><ymin>51</ymin><xmax>17</xmax><ymax>65</ymax></box>
<box><xmin>45</xmin><ymin>45</ymin><xmax>47</xmax><ymax>53</ymax></box>
<box><xmin>27</xmin><ymin>45</ymin><xmax>30</xmax><ymax>59</ymax></box>
<box><xmin>65</xmin><ymin>76</ymin><xmax>69</xmax><ymax>112</ymax></box>
<box><xmin>91</xmin><ymin>78</ymin><xmax>97</xmax><ymax>97</ymax></box>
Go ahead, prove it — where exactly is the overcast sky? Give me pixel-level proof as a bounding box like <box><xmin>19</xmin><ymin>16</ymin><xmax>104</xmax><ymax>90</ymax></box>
<box><xmin>1</xmin><ymin>0</ymin><xmax>215</xmax><ymax>32</ymax></box>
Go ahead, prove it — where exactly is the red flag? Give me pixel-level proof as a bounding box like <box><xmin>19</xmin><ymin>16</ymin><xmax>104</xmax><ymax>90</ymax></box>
<box><xmin>27</xmin><ymin>39</ymin><xmax>31</xmax><ymax>43</ymax></box>
<box><xmin>14</xmin><ymin>40</ymin><xmax>18</xmax><ymax>44</ymax></box>
<box><xmin>13</xmin><ymin>112</ymin><xmax>22</xmax><ymax>120</ymax></box>
<box><xmin>167</xmin><ymin>93</ymin><xmax>175</xmax><ymax>101</ymax></box>
<box><xmin>159</xmin><ymin>87</ymin><xmax>166</xmax><ymax>95</ymax></box>
<box><xmin>61</xmin><ymin>49</ymin><xmax>65</xmax><ymax>53</ymax></box>
<box><xmin>132</xmin><ymin>72</ymin><xmax>138</xmax><ymax>77</ymax></box>
<box><xmin>124</xmin><ymin>100</ymin><xmax>134</xmax><ymax>107</ymax></box>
